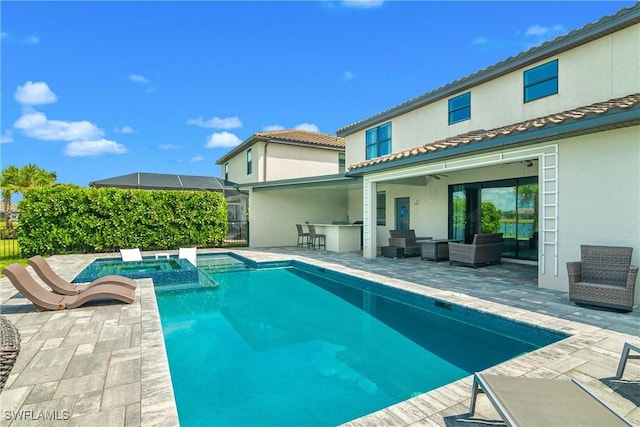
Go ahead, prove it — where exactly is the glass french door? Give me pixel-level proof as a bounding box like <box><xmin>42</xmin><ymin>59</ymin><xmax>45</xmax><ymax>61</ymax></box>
<box><xmin>449</xmin><ymin>178</ymin><xmax>538</xmax><ymax>260</ymax></box>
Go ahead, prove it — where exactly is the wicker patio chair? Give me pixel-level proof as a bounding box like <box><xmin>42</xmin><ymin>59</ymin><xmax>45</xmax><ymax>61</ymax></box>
<box><xmin>388</xmin><ymin>230</ymin><xmax>431</xmax><ymax>257</ymax></box>
<box><xmin>449</xmin><ymin>233</ymin><xmax>503</xmax><ymax>267</ymax></box>
<box><xmin>0</xmin><ymin>316</ymin><xmax>20</xmax><ymax>393</ymax></box>
<box><xmin>567</xmin><ymin>245</ymin><xmax>637</xmax><ymax>312</ymax></box>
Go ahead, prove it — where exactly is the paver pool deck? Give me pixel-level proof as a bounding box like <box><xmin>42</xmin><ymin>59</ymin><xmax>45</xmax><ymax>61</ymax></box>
<box><xmin>1</xmin><ymin>248</ymin><xmax>638</xmax><ymax>426</ymax></box>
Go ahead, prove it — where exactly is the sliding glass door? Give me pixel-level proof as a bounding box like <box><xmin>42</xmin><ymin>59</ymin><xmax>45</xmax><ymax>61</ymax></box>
<box><xmin>449</xmin><ymin>177</ymin><xmax>538</xmax><ymax>260</ymax></box>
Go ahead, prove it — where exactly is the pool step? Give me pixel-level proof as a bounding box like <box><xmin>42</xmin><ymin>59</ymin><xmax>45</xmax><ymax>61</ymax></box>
<box><xmin>154</xmin><ymin>273</ymin><xmax>220</xmax><ymax>294</ymax></box>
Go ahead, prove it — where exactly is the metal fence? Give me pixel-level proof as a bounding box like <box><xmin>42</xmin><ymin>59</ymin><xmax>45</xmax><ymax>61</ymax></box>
<box><xmin>223</xmin><ymin>221</ymin><xmax>249</xmax><ymax>247</ymax></box>
<box><xmin>0</xmin><ymin>225</ymin><xmax>20</xmax><ymax>259</ymax></box>
<box><xmin>0</xmin><ymin>221</ymin><xmax>249</xmax><ymax>260</ymax></box>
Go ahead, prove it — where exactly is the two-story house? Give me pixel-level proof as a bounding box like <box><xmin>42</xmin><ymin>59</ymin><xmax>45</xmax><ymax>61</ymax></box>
<box><xmin>215</xmin><ymin>129</ymin><xmax>349</xmax><ymax>245</ymax></box>
<box><xmin>339</xmin><ymin>4</ymin><xmax>639</xmax><ymax>294</ymax></box>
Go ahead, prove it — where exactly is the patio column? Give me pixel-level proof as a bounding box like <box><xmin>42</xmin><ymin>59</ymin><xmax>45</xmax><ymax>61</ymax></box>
<box><xmin>363</xmin><ymin>178</ymin><xmax>377</xmax><ymax>258</ymax></box>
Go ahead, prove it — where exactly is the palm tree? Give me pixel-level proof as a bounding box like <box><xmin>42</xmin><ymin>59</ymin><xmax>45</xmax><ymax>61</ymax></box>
<box><xmin>0</xmin><ymin>164</ymin><xmax>57</xmax><ymax>228</ymax></box>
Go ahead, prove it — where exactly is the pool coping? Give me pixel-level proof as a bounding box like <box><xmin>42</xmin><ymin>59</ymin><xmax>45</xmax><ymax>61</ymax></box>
<box><xmin>1</xmin><ymin>249</ymin><xmax>639</xmax><ymax>426</ymax></box>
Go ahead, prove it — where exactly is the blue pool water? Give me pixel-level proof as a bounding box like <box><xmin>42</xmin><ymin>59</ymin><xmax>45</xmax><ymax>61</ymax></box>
<box><xmin>74</xmin><ymin>254</ymin><xmax>567</xmax><ymax>425</ymax></box>
<box><xmin>145</xmin><ymin>255</ymin><xmax>566</xmax><ymax>426</ymax></box>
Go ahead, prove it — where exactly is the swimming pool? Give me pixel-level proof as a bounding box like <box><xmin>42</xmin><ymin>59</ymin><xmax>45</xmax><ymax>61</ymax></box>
<box><xmin>137</xmin><ymin>254</ymin><xmax>567</xmax><ymax>426</ymax></box>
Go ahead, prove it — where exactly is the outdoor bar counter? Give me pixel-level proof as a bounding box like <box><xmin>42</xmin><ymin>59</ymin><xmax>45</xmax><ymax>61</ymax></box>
<box><xmin>308</xmin><ymin>223</ymin><xmax>362</xmax><ymax>252</ymax></box>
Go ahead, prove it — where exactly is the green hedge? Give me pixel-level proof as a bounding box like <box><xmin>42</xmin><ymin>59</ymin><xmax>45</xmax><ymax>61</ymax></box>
<box><xmin>17</xmin><ymin>184</ymin><xmax>228</xmax><ymax>257</ymax></box>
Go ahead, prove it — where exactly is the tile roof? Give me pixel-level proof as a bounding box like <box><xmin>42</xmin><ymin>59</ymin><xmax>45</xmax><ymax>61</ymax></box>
<box><xmin>337</xmin><ymin>3</ymin><xmax>640</xmax><ymax>136</ymax></box>
<box><xmin>347</xmin><ymin>93</ymin><xmax>640</xmax><ymax>173</ymax></box>
<box><xmin>253</xmin><ymin>129</ymin><xmax>345</xmax><ymax>148</ymax></box>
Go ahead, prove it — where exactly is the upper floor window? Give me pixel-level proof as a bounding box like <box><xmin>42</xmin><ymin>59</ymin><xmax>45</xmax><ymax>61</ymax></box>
<box><xmin>524</xmin><ymin>59</ymin><xmax>558</xmax><ymax>102</ymax></box>
<box><xmin>365</xmin><ymin>122</ymin><xmax>391</xmax><ymax>160</ymax></box>
<box><xmin>246</xmin><ymin>149</ymin><xmax>252</xmax><ymax>175</ymax></box>
<box><xmin>224</xmin><ymin>163</ymin><xmax>229</xmax><ymax>181</ymax></box>
<box><xmin>338</xmin><ymin>152</ymin><xmax>345</xmax><ymax>173</ymax></box>
<box><xmin>448</xmin><ymin>92</ymin><xmax>471</xmax><ymax>125</ymax></box>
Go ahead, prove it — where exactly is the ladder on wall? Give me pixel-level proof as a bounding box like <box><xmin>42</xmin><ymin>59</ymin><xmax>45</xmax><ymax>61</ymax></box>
<box><xmin>541</xmin><ymin>147</ymin><xmax>559</xmax><ymax>275</ymax></box>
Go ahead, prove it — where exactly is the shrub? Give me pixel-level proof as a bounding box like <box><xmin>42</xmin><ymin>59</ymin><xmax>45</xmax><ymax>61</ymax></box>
<box><xmin>17</xmin><ymin>184</ymin><xmax>228</xmax><ymax>257</ymax></box>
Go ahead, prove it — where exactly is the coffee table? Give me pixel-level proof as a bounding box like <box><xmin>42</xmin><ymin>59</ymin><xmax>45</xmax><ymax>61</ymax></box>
<box><xmin>421</xmin><ymin>239</ymin><xmax>462</xmax><ymax>261</ymax></box>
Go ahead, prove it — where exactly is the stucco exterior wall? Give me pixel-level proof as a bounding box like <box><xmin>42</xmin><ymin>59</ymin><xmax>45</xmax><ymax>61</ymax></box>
<box><xmin>223</xmin><ymin>141</ymin><xmax>265</xmax><ymax>185</ymax></box>
<box><xmin>248</xmin><ymin>188</ymin><xmax>348</xmax><ymax>247</ymax></box>
<box><xmin>265</xmin><ymin>144</ymin><xmax>340</xmax><ymax>181</ymax></box>
<box><xmin>344</xmin><ymin>24</ymin><xmax>640</xmax><ymax>167</ymax></box>
<box><xmin>222</xmin><ymin>142</ymin><xmax>342</xmax><ymax>184</ymax></box>
<box><xmin>553</xmin><ymin>127</ymin><xmax>639</xmax><ymax>299</ymax></box>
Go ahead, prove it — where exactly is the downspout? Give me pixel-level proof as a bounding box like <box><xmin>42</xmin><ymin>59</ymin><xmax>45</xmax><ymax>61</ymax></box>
<box><xmin>263</xmin><ymin>140</ymin><xmax>271</xmax><ymax>182</ymax></box>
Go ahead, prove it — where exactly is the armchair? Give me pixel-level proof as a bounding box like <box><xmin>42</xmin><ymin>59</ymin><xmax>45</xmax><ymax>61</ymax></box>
<box><xmin>448</xmin><ymin>233</ymin><xmax>503</xmax><ymax>267</ymax></box>
<box><xmin>388</xmin><ymin>230</ymin><xmax>431</xmax><ymax>257</ymax></box>
<box><xmin>567</xmin><ymin>245</ymin><xmax>637</xmax><ymax>312</ymax></box>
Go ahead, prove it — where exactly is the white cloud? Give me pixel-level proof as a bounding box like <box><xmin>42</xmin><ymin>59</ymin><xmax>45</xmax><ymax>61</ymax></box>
<box><xmin>190</xmin><ymin>156</ymin><xmax>205</xmax><ymax>162</ymax></box>
<box><xmin>205</xmin><ymin>131</ymin><xmax>241</xmax><ymax>148</ymax></box>
<box><xmin>187</xmin><ymin>115</ymin><xmax>242</xmax><ymax>129</ymax></box>
<box><xmin>262</xmin><ymin>123</ymin><xmax>319</xmax><ymax>132</ymax></box>
<box><xmin>114</xmin><ymin>126</ymin><xmax>135</xmax><ymax>134</ymax></box>
<box><xmin>14</xmin><ymin>111</ymin><xmax>103</xmax><ymax>141</ymax></box>
<box><xmin>472</xmin><ymin>37</ymin><xmax>488</xmax><ymax>45</ymax></box>
<box><xmin>24</xmin><ymin>35</ymin><xmax>40</xmax><ymax>44</ymax></box>
<box><xmin>343</xmin><ymin>71</ymin><xmax>356</xmax><ymax>81</ymax></box>
<box><xmin>1</xmin><ymin>130</ymin><xmax>14</xmax><ymax>144</ymax></box>
<box><xmin>342</xmin><ymin>0</ymin><xmax>383</xmax><ymax>8</ymax></box>
<box><xmin>523</xmin><ymin>24</ymin><xmax>567</xmax><ymax>47</ymax></box>
<box><xmin>129</xmin><ymin>74</ymin><xmax>149</xmax><ymax>84</ymax></box>
<box><xmin>295</xmin><ymin>123</ymin><xmax>320</xmax><ymax>132</ymax></box>
<box><xmin>14</xmin><ymin>81</ymin><xmax>57</xmax><ymax>106</ymax></box>
<box><xmin>64</xmin><ymin>139</ymin><xmax>127</xmax><ymax>157</ymax></box>
<box><xmin>158</xmin><ymin>143</ymin><xmax>182</xmax><ymax>150</ymax></box>
<box><xmin>263</xmin><ymin>125</ymin><xmax>285</xmax><ymax>131</ymax></box>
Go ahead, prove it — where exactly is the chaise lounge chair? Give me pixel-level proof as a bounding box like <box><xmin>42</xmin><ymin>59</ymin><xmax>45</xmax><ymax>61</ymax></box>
<box><xmin>120</xmin><ymin>248</ymin><xmax>143</xmax><ymax>262</ymax></box>
<box><xmin>179</xmin><ymin>247</ymin><xmax>197</xmax><ymax>266</ymax></box>
<box><xmin>28</xmin><ymin>255</ymin><xmax>137</xmax><ymax>296</ymax></box>
<box><xmin>2</xmin><ymin>264</ymin><xmax>135</xmax><ymax>312</ymax></box>
<box><xmin>616</xmin><ymin>342</ymin><xmax>640</xmax><ymax>379</ymax></box>
<box><xmin>469</xmin><ymin>372</ymin><xmax>631</xmax><ymax>426</ymax></box>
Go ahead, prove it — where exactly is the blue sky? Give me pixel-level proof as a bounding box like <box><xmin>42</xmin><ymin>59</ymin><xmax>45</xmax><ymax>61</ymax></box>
<box><xmin>1</xmin><ymin>1</ymin><xmax>635</xmax><ymax>189</ymax></box>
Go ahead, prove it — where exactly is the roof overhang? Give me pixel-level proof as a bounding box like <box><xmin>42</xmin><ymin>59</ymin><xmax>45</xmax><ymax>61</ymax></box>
<box><xmin>236</xmin><ymin>174</ymin><xmax>362</xmax><ymax>192</ymax></box>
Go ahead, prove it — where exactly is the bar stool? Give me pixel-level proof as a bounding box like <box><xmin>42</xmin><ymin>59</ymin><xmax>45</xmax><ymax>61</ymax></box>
<box><xmin>308</xmin><ymin>224</ymin><xmax>325</xmax><ymax>250</ymax></box>
<box><xmin>296</xmin><ymin>224</ymin><xmax>310</xmax><ymax>248</ymax></box>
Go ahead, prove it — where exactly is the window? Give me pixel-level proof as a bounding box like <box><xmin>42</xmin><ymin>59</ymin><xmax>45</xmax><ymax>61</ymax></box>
<box><xmin>376</xmin><ymin>191</ymin><xmax>386</xmax><ymax>226</ymax></box>
<box><xmin>448</xmin><ymin>92</ymin><xmax>471</xmax><ymax>124</ymax></box>
<box><xmin>224</xmin><ymin>163</ymin><xmax>229</xmax><ymax>181</ymax></box>
<box><xmin>338</xmin><ymin>152</ymin><xmax>346</xmax><ymax>173</ymax></box>
<box><xmin>365</xmin><ymin>122</ymin><xmax>391</xmax><ymax>160</ymax></box>
<box><xmin>246</xmin><ymin>149</ymin><xmax>252</xmax><ymax>175</ymax></box>
<box><xmin>524</xmin><ymin>59</ymin><xmax>558</xmax><ymax>102</ymax></box>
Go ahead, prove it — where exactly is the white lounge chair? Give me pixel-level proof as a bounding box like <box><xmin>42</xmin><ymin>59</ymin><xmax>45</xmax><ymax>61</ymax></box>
<box><xmin>179</xmin><ymin>247</ymin><xmax>197</xmax><ymax>266</ymax></box>
<box><xmin>120</xmin><ymin>248</ymin><xmax>142</xmax><ymax>262</ymax></box>
<box><xmin>470</xmin><ymin>372</ymin><xmax>631</xmax><ymax>426</ymax></box>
